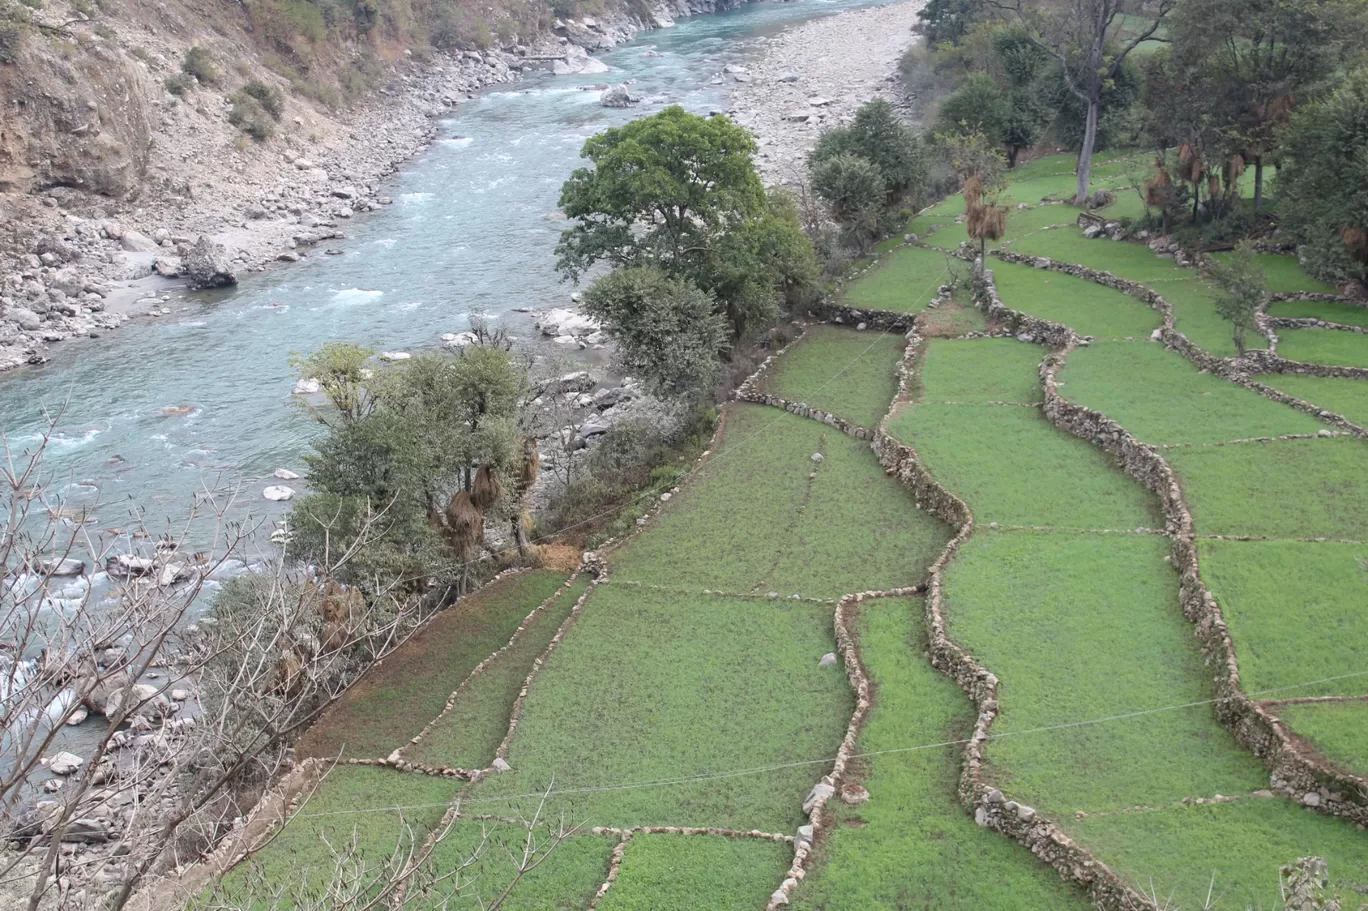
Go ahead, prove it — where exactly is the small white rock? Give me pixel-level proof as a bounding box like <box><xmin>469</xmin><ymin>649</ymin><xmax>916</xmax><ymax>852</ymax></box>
<box><xmin>273</xmin><ymin>468</ymin><xmax>300</xmax><ymax>480</ymax></box>
<box><xmin>263</xmin><ymin>486</ymin><xmax>295</xmax><ymax>502</ymax></box>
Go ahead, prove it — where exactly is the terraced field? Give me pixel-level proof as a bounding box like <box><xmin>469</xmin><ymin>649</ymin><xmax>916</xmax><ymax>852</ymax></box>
<box><xmin>209</xmin><ymin>157</ymin><xmax>1368</xmax><ymax>909</ymax></box>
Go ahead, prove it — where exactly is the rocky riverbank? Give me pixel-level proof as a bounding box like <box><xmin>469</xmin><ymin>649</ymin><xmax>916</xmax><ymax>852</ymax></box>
<box><xmin>0</xmin><ymin>0</ymin><xmax>740</xmax><ymax>375</ymax></box>
<box><xmin>727</xmin><ymin>0</ymin><xmax>926</xmax><ymax>184</ymax></box>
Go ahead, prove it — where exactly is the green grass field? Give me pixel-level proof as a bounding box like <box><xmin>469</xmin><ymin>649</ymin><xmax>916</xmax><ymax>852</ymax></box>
<box><xmin>1276</xmin><ymin>701</ymin><xmax>1368</xmax><ymax>778</ymax></box>
<box><xmin>217</xmin><ymin>766</ymin><xmax>461</xmax><ymax>905</ymax></box>
<box><xmin>610</xmin><ymin>404</ymin><xmax>949</xmax><ymax>599</ymax></box>
<box><xmin>840</xmin><ymin>245</ymin><xmax>961</xmax><ymax>314</ymax></box>
<box><xmin>464</xmin><ymin>585</ymin><xmax>852</xmax><ymax>831</ymax></box>
<box><xmin>1057</xmin><ymin>342</ymin><xmax>1324</xmax><ymax>444</ymax></box>
<box><xmin>1254</xmin><ymin>372</ymin><xmax>1368</xmax><ymax>426</ymax></box>
<box><xmin>597</xmin><ymin>834</ymin><xmax>792</xmax><ymax>911</ymax></box>
<box><xmin>1276</xmin><ymin>328</ymin><xmax>1368</xmax><ymax>368</ymax></box>
<box><xmin>991</xmin><ymin>259</ymin><xmax>1162</xmax><ymax>339</ymax></box>
<box><xmin>296</xmin><ymin>571</ymin><xmax>569</xmax><ymax>760</ymax></box>
<box><xmin>793</xmin><ymin>599</ymin><xmax>1094</xmax><ymax>910</ymax></box>
<box><xmin>1208</xmin><ymin>252</ymin><xmax>1337</xmax><ymax>295</ymax></box>
<box><xmin>1267</xmin><ymin>299</ymin><xmax>1368</xmax><ymax>328</ymax></box>
<box><xmin>407</xmin><ymin>579</ymin><xmax>591</xmax><ymax>769</ymax></box>
<box><xmin>1197</xmin><ymin>540</ymin><xmax>1368</xmax><ymax>698</ymax></box>
<box><xmin>411</xmin><ymin>823</ymin><xmax>614</xmax><ymax>911</ymax></box>
<box><xmin>1167</xmin><ymin>438</ymin><xmax>1368</xmax><ymax>539</ymax></box>
<box><xmin>891</xmin><ymin>404</ymin><xmax>1160</xmax><ymax>529</ymax></box>
<box><xmin>760</xmin><ymin>325</ymin><xmax>904</xmax><ymax>427</ymax></box>
<box><xmin>918</xmin><ymin>338</ymin><xmax>1044</xmax><ymax>403</ymax></box>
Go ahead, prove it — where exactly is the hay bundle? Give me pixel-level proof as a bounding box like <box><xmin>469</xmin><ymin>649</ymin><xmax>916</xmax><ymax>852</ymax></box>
<box><xmin>1226</xmin><ymin>154</ymin><xmax>1246</xmax><ymax>185</ymax></box>
<box><xmin>1208</xmin><ymin>173</ymin><xmax>1222</xmax><ymax>201</ymax></box>
<box><xmin>516</xmin><ymin>437</ymin><xmax>540</xmax><ymax>496</ymax></box>
<box><xmin>1145</xmin><ymin>162</ymin><xmax>1173</xmax><ymax>208</ymax></box>
<box><xmin>1177</xmin><ymin>143</ymin><xmax>1203</xmax><ymax>185</ymax></box>
<box><xmin>973</xmin><ymin>205</ymin><xmax>1006</xmax><ymax>242</ymax></box>
<box><xmin>472</xmin><ymin>464</ymin><xmax>502</xmax><ymax>511</ymax></box>
<box><xmin>1340</xmin><ymin>226</ymin><xmax>1368</xmax><ymax>264</ymax></box>
<box><xmin>320</xmin><ymin>580</ymin><xmax>362</xmax><ymax>651</ymax></box>
<box><xmin>962</xmin><ymin>175</ymin><xmax>984</xmax><ymax>212</ymax></box>
<box><xmin>444</xmin><ymin>490</ymin><xmax>485</xmax><ymax>556</ymax></box>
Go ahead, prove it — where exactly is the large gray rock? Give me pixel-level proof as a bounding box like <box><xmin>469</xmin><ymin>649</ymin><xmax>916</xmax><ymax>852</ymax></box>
<box><xmin>10</xmin><ymin>307</ymin><xmax>42</xmax><ymax>332</ymax></box>
<box><xmin>182</xmin><ymin>236</ymin><xmax>238</xmax><ymax>289</ymax></box>
<box><xmin>119</xmin><ymin>230</ymin><xmax>160</xmax><ymax>253</ymax></box>
<box><xmin>600</xmin><ymin>84</ymin><xmax>638</xmax><ymax>108</ymax></box>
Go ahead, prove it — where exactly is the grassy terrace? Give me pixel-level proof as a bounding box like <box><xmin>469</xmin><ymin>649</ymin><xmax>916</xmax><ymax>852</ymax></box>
<box><xmin>1254</xmin><ymin>372</ymin><xmax>1368</xmax><ymax>426</ymax></box>
<box><xmin>1199</xmin><ymin>540</ymin><xmax>1368</xmax><ymax>699</ymax></box>
<box><xmin>990</xmin><ymin>259</ymin><xmax>1162</xmax><ymax>339</ymax></box>
<box><xmin>1276</xmin><ymin>701</ymin><xmax>1368</xmax><ymax>778</ymax></box>
<box><xmin>1167</xmin><ymin>438</ymin><xmax>1368</xmax><ymax>539</ymax></box>
<box><xmin>407</xmin><ymin>578</ymin><xmax>591</xmax><ymax>769</ymax></box>
<box><xmin>610</xmin><ymin>404</ymin><xmax>949</xmax><ymax>599</ymax></box>
<box><xmin>1210</xmin><ymin>252</ymin><xmax>1338</xmax><ymax>295</ymax></box>
<box><xmin>1268</xmin><ymin>298</ymin><xmax>1368</xmax><ymax>327</ymax></box>
<box><xmin>838</xmin><ymin>244</ymin><xmax>960</xmax><ymax>314</ymax></box>
<box><xmin>759</xmin><ymin>325</ymin><xmax>905</xmax><ymax>427</ymax></box>
<box><xmin>598</xmin><ymin>835</ymin><xmax>791</xmax><ymax>911</ymax></box>
<box><xmin>793</xmin><ymin>600</ymin><xmax>1093</xmax><ymax>910</ymax></box>
<box><xmin>296</xmin><ymin>570</ymin><xmax>569</xmax><ymax>761</ymax></box>
<box><xmin>1056</xmin><ymin>341</ymin><xmax>1325</xmax><ymax>444</ymax></box>
<box><xmin>918</xmin><ymin>338</ymin><xmax>1043</xmax><ymax>403</ymax></box>
<box><xmin>1276</xmin><ymin>327</ymin><xmax>1368</xmax><ymax>368</ymax></box>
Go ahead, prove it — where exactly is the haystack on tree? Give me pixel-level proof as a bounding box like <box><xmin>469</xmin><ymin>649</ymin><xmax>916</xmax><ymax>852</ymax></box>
<box><xmin>938</xmin><ymin>131</ymin><xmax>1009</xmax><ymax>272</ymax></box>
<box><xmin>1143</xmin><ymin>157</ymin><xmax>1178</xmax><ymax>233</ymax></box>
<box><xmin>1176</xmin><ymin>142</ymin><xmax>1205</xmax><ymax>222</ymax></box>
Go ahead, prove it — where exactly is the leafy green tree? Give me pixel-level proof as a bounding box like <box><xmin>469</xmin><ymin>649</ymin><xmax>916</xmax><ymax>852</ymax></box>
<box><xmin>810</xmin><ymin>153</ymin><xmax>886</xmax><ymax>235</ymax></box>
<box><xmin>704</xmin><ymin>188</ymin><xmax>822</xmax><ymax>332</ymax></box>
<box><xmin>582</xmin><ymin>266</ymin><xmax>729</xmax><ymax>399</ymax></box>
<box><xmin>810</xmin><ymin>99</ymin><xmax>927</xmax><ymax>206</ymax></box>
<box><xmin>556</xmin><ymin>106</ymin><xmax>812</xmax><ymax>337</ymax></box>
<box><xmin>1206</xmin><ymin>240</ymin><xmax>1269</xmax><ymax>355</ymax></box>
<box><xmin>289</xmin><ymin>342</ymin><xmax>375</xmax><ymax>427</ymax></box>
<box><xmin>1169</xmin><ymin>0</ymin><xmax>1368</xmax><ymax>212</ymax></box>
<box><xmin>916</xmin><ymin>0</ymin><xmax>984</xmax><ymax>45</ymax></box>
<box><xmin>990</xmin><ymin>0</ymin><xmax>1172</xmax><ymax>204</ymax></box>
<box><xmin>938</xmin><ymin>73</ymin><xmax>1010</xmax><ymax>142</ymax></box>
<box><xmin>1276</xmin><ymin>68</ymin><xmax>1368</xmax><ymax>285</ymax></box>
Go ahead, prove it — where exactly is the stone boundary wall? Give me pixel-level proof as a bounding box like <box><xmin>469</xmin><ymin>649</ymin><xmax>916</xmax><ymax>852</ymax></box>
<box><xmin>990</xmin><ymin>249</ymin><xmax>1368</xmax><ymax>435</ymax></box>
<box><xmin>971</xmin><ymin>269</ymin><xmax>1368</xmax><ymax>825</ymax></box>
<box><xmin>1266</xmin><ymin>317</ymin><xmax>1368</xmax><ymax>335</ymax></box>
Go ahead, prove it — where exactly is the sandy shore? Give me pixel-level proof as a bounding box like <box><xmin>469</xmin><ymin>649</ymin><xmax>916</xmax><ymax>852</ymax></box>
<box><xmin>729</xmin><ymin>0</ymin><xmax>926</xmax><ymax>184</ymax></box>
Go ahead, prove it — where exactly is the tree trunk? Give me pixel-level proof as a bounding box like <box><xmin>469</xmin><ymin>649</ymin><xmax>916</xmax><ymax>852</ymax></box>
<box><xmin>1192</xmin><ymin>181</ymin><xmax>1201</xmax><ymax>222</ymax></box>
<box><xmin>1074</xmin><ymin>99</ymin><xmax>1100</xmax><ymax>205</ymax></box>
<box><xmin>1254</xmin><ymin>157</ymin><xmax>1265</xmax><ymax>214</ymax></box>
<box><xmin>1008</xmin><ymin>146</ymin><xmax>1019</xmax><ymax>169</ymax></box>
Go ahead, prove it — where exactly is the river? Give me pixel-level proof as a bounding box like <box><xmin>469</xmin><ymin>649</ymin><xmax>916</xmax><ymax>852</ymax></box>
<box><xmin>0</xmin><ymin>0</ymin><xmax>891</xmax><ymax>555</ymax></box>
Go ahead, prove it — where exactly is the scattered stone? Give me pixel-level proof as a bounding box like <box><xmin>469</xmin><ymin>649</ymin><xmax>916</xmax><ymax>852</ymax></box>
<box><xmin>45</xmin><ymin>751</ymin><xmax>84</xmax><ymax>776</ymax></box>
<box><xmin>39</xmin><ymin>557</ymin><xmax>86</xmax><ymax>576</ymax></box>
<box><xmin>810</xmin><ymin>452</ymin><xmax>824</xmax><ymax>464</ymax></box>
<box><xmin>262</xmin><ymin>486</ymin><xmax>295</xmax><ymax>502</ymax></box>
<box><xmin>839</xmin><ymin>783</ymin><xmax>870</xmax><ymax>805</ymax></box>
<box><xmin>293</xmin><ymin>378</ymin><xmax>321</xmax><ymax>395</ymax></box>
<box><xmin>600</xmin><ymin>84</ymin><xmax>638</xmax><ymax>107</ymax></box>
<box><xmin>1302</xmin><ymin>791</ymin><xmax>1322</xmax><ymax>807</ymax></box>
<box><xmin>378</xmin><ymin>351</ymin><xmax>411</xmax><ymax>361</ymax></box>
<box><xmin>274</xmin><ymin>468</ymin><xmax>300</xmax><ymax>480</ymax></box>
<box><xmin>492</xmin><ymin>757</ymin><xmax>512</xmax><ymax>772</ymax></box>
<box><xmin>65</xmin><ymin>708</ymin><xmax>88</xmax><ymax>726</ymax></box>
<box><xmin>818</xmin><ymin>652</ymin><xmax>837</xmax><ymax>667</ymax></box>
<box><xmin>802</xmin><ymin>781</ymin><xmax>835</xmax><ymax>814</ymax></box>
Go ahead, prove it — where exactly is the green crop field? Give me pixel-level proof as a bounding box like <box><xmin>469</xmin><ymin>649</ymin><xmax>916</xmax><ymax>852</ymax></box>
<box><xmin>1198</xmin><ymin>540</ymin><xmax>1368</xmax><ymax>698</ymax></box>
<box><xmin>1267</xmin><ymin>299</ymin><xmax>1368</xmax><ymax>328</ymax></box>
<box><xmin>610</xmin><ymin>404</ymin><xmax>949</xmax><ymax>599</ymax></box>
<box><xmin>1254</xmin><ymin>372</ymin><xmax>1368</xmax><ymax>426</ymax></box>
<box><xmin>918</xmin><ymin>338</ymin><xmax>1044</xmax><ymax>403</ymax></box>
<box><xmin>840</xmin><ymin>245</ymin><xmax>961</xmax><ymax>314</ymax></box>
<box><xmin>891</xmin><ymin>404</ymin><xmax>1160</xmax><ymax>529</ymax></box>
<box><xmin>1276</xmin><ymin>328</ymin><xmax>1368</xmax><ymax>368</ymax></box>
<box><xmin>1167</xmin><ymin>438</ymin><xmax>1368</xmax><ymax>539</ymax></box>
<box><xmin>408</xmin><ymin>579</ymin><xmax>591</xmax><ymax>769</ymax></box>
<box><xmin>1208</xmin><ymin>252</ymin><xmax>1337</xmax><ymax>295</ymax></box>
<box><xmin>1276</xmin><ymin>701</ymin><xmax>1368</xmax><ymax>778</ymax></box>
<box><xmin>1056</xmin><ymin>342</ymin><xmax>1324</xmax><ymax>444</ymax></box>
<box><xmin>464</xmin><ymin>584</ymin><xmax>852</xmax><ymax>831</ymax></box>
<box><xmin>296</xmin><ymin>570</ymin><xmax>569</xmax><ymax>760</ymax></box>
<box><xmin>759</xmin><ymin>325</ymin><xmax>905</xmax><ymax>427</ymax></box>
<box><xmin>991</xmin><ymin>259</ymin><xmax>1162</xmax><ymax>339</ymax></box>
<box><xmin>793</xmin><ymin>599</ymin><xmax>1094</xmax><ymax>910</ymax></box>
<box><xmin>597</xmin><ymin>835</ymin><xmax>791</xmax><ymax>911</ymax></box>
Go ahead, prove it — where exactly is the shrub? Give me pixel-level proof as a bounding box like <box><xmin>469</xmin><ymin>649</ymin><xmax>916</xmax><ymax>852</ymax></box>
<box><xmin>0</xmin><ymin>22</ymin><xmax>22</xmax><ymax>64</ymax></box>
<box><xmin>240</xmin><ymin>79</ymin><xmax>284</xmax><ymax>119</ymax></box>
<box><xmin>228</xmin><ymin>92</ymin><xmax>275</xmax><ymax>141</ymax></box>
<box><xmin>181</xmin><ymin>45</ymin><xmax>217</xmax><ymax>84</ymax></box>
<box><xmin>164</xmin><ymin>72</ymin><xmax>193</xmax><ymax>96</ymax></box>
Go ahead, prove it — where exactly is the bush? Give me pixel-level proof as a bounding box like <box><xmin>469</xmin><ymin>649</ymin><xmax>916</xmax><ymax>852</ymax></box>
<box><xmin>240</xmin><ymin>79</ymin><xmax>284</xmax><ymax>119</ymax></box>
<box><xmin>181</xmin><ymin>45</ymin><xmax>218</xmax><ymax>84</ymax></box>
<box><xmin>0</xmin><ymin>22</ymin><xmax>22</xmax><ymax>64</ymax></box>
<box><xmin>164</xmin><ymin>73</ymin><xmax>193</xmax><ymax>96</ymax></box>
<box><xmin>937</xmin><ymin>72</ymin><xmax>1008</xmax><ymax>139</ymax></box>
<box><xmin>228</xmin><ymin>92</ymin><xmax>275</xmax><ymax>141</ymax></box>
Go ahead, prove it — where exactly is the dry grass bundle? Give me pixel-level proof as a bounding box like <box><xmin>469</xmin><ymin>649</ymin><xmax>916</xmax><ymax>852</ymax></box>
<box><xmin>1226</xmin><ymin>154</ymin><xmax>1246</xmax><ymax>184</ymax></box>
<box><xmin>1177</xmin><ymin>143</ymin><xmax>1203</xmax><ymax>185</ymax></box>
<box><xmin>967</xmin><ymin>203</ymin><xmax>1006</xmax><ymax>243</ymax></box>
<box><xmin>1208</xmin><ymin>173</ymin><xmax>1222</xmax><ymax>200</ymax></box>
<box><xmin>1145</xmin><ymin>163</ymin><xmax>1173</xmax><ymax>208</ymax></box>
<box><xmin>319</xmin><ymin>580</ymin><xmax>363</xmax><ymax>651</ymax></box>
<box><xmin>472</xmin><ymin>463</ymin><xmax>502</xmax><ymax>511</ymax></box>
<box><xmin>444</xmin><ymin>490</ymin><xmax>485</xmax><ymax>556</ymax></box>
<box><xmin>1340</xmin><ymin>226</ymin><xmax>1368</xmax><ymax>264</ymax></box>
<box><xmin>1267</xmin><ymin>93</ymin><xmax>1295</xmax><ymax>125</ymax></box>
<box><xmin>516</xmin><ymin>437</ymin><xmax>540</xmax><ymax>495</ymax></box>
<box><xmin>963</xmin><ymin>175</ymin><xmax>984</xmax><ymax>211</ymax></box>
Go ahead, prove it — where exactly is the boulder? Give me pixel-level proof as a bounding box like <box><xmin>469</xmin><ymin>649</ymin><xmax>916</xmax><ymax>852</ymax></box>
<box><xmin>153</xmin><ymin>256</ymin><xmax>183</xmax><ymax>278</ymax></box>
<box><xmin>181</xmin><ymin>236</ymin><xmax>238</xmax><ymax>289</ymax></box>
<box><xmin>600</xmin><ymin>84</ymin><xmax>638</xmax><ymax>108</ymax></box>
<box><xmin>38</xmin><ymin>557</ymin><xmax>86</xmax><ymax>576</ymax></box>
<box><xmin>802</xmin><ymin>781</ymin><xmax>835</xmax><ymax>814</ymax></box>
<box><xmin>119</xmin><ymin>230</ymin><xmax>160</xmax><ymax>253</ymax></box>
<box><xmin>440</xmin><ymin>330</ymin><xmax>478</xmax><ymax>348</ymax></box>
<box><xmin>293</xmin><ymin>377</ymin><xmax>321</xmax><ymax>395</ymax></box>
<box><xmin>273</xmin><ymin>468</ymin><xmax>300</xmax><ymax>480</ymax></box>
<box><xmin>107</xmin><ymin>554</ymin><xmax>155</xmax><ymax>577</ymax></box>
<box><xmin>777</xmin><ymin>72</ymin><xmax>799</xmax><ymax>83</ymax></box>
<box><xmin>45</xmin><ymin>751</ymin><xmax>84</xmax><ymax>776</ymax></box>
<box><xmin>263</xmin><ymin>485</ymin><xmax>295</xmax><ymax>502</ymax></box>
<box><xmin>536</xmin><ymin>307</ymin><xmax>600</xmax><ymax>337</ymax></box>
<box><xmin>818</xmin><ymin>652</ymin><xmax>837</xmax><ymax>667</ymax></box>
<box><xmin>11</xmin><ymin>307</ymin><xmax>42</xmax><ymax>332</ymax></box>
<box><xmin>556</xmin><ymin>370</ymin><xmax>597</xmax><ymax>392</ymax></box>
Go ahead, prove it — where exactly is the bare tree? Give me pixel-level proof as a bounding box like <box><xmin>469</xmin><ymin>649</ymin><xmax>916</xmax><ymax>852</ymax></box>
<box><xmin>990</xmin><ymin>0</ymin><xmax>1173</xmax><ymax>205</ymax></box>
<box><xmin>0</xmin><ymin>413</ymin><xmax>438</xmax><ymax>910</ymax></box>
